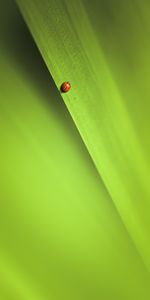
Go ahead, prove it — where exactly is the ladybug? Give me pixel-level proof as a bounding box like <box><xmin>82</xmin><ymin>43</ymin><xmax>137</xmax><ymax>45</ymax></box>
<box><xmin>60</xmin><ymin>81</ymin><xmax>71</xmax><ymax>93</ymax></box>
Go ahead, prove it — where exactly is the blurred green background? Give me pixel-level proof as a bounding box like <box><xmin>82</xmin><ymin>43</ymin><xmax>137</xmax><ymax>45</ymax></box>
<box><xmin>0</xmin><ymin>1</ymin><xmax>150</xmax><ymax>299</ymax></box>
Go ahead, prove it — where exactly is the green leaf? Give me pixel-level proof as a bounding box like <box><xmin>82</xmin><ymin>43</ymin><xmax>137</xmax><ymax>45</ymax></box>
<box><xmin>17</xmin><ymin>0</ymin><xmax>150</xmax><ymax>271</ymax></box>
<box><xmin>0</xmin><ymin>0</ymin><xmax>150</xmax><ymax>299</ymax></box>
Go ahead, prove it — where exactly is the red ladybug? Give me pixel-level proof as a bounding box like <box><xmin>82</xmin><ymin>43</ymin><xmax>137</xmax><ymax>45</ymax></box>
<box><xmin>60</xmin><ymin>82</ymin><xmax>71</xmax><ymax>93</ymax></box>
